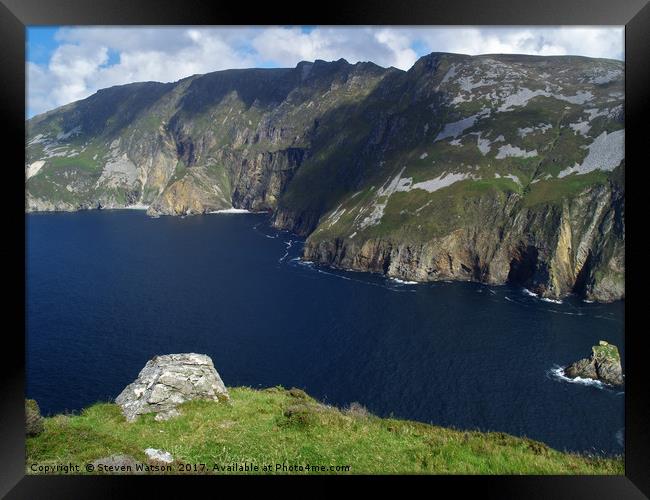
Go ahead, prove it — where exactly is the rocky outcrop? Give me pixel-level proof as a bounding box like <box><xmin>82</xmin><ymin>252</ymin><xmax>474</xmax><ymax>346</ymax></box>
<box><xmin>144</xmin><ymin>448</ymin><xmax>174</xmax><ymax>464</ymax></box>
<box><xmin>147</xmin><ymin>167</ymin><xmax>231</xmax><ymax>216</ymax></box>
<box><xmin>25</xmin><ymin>399</ymin><xmax>44</xmax><ymax>436</ymax></box>
<box><xmin>115</xmin><ymin>353</ymin><xmax>229</xmax><ymax>422</ymax></box>
<box><xmin>564</xmin><ymin>341</ymin><xmax>624</xmax><ymax>386</ymax></box>
<box><xmin>25</xmin><ymin>195</ymin><xmax>76</xmax><ymax>213</ymax></box>
<box><xmin>273</xmin><ymin>208</ymin><xmax>322</xmax><ymax>237</ymax></box>
<box><xmin>230</xmin><ymin>148</ymin><xmax>307</xmax><ymax>211</ymax></box>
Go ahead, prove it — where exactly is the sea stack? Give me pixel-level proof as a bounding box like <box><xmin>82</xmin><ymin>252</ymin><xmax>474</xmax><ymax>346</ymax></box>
<box><xmin>564</xmin><ymin>341</ymin><xmax>624</xmax><ymax>386</ymax></box>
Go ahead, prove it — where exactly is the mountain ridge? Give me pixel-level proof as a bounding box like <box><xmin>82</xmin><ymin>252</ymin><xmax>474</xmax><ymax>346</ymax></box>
<box><xmin>25</xmin><ymin>52</ymin><xmax>625</xmax><ymax>302</ymax></box>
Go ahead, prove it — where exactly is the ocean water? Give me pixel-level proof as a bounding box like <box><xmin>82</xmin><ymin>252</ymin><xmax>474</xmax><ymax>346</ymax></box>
<box><xmin>26</xmin><ymin>211</ymin><xmax>625</xmax><ymax>455</ymax></box>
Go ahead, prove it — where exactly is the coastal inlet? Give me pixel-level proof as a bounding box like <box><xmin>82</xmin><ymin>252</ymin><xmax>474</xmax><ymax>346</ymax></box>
<box><xmin>26</xmin><ymin>211</ymin><xmax>624</xmax><ymax>455</ymax></box>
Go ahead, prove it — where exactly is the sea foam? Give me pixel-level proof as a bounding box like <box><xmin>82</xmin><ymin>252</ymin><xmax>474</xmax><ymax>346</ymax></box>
<box><xmin>548</xmin><ymin>365</ymin><xmax>608</xmax><ymax>389</ymax></box>
<box><xmin>208</xmin><ymin>208</ymin><xmax>252</xmax><ymax>214</ymax></box>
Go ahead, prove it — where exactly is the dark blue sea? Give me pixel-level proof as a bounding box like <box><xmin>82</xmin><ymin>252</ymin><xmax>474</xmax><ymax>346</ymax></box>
<box><xmin>26</xmin><ymin>211</ymin><xmax>625</xmax><ymax>455</ymax></box>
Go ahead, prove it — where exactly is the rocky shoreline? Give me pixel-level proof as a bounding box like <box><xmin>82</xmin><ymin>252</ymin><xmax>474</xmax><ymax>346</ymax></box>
<box><xmin>26</xmin><ymin>202</ymin><xmax>624</xmax><ymax>304</ymax></box>
<box><xmin>301</xmin><ymin>182</ymin><xmax>624</xmax><ymax>304</ymax></box>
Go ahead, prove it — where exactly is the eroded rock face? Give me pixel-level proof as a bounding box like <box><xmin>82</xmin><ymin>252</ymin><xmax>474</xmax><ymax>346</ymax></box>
<box><xmin>564</xmin><ymin>341</ymin><xmax>623</xmax><ymax>386</ymax></box>
<box><xmin>303</xmin><ymin>182</ymin><xmax>625</xmax><ymax>303</ymax></box>
<box><xmin>115</xmin><ymin>353</ymin><xmax>229</xmax><ymax>422</ymax></box>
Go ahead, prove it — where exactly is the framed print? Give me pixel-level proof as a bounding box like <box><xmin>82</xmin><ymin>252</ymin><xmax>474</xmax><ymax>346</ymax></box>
<box><xmin>2</xmin><ymin>0</ymin><xmax>648</xmax><ymax>497</ymax></box>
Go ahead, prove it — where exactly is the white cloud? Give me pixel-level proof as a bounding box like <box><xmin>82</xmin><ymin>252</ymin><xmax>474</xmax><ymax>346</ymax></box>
<box><xmin>26</xmin><ymin>62</ymin><xmax>51</xmax><ymax>116</ymax></box>
<box><xmin>27</xmin><ymin>26</ymin><xmax>623</xmax><ymax>118</ymax></box>
<box><xmin>374</xmin><ymin>29</ymin><xmax>419</xmax><ymax>70</ymax></box>
<box><xmin>250</xmin><ymin>27</ymin><xmax>418</xmax><ymax>69</ymax></box>
<box><xmin>413</xmin><ymin>27</ymin><xmax>623</xmax><ymax>60</ymax></box>
<box><xmin>47</xmin><ymin>43</ymin><xmax>109</xmax><ymax>108</ymax></box>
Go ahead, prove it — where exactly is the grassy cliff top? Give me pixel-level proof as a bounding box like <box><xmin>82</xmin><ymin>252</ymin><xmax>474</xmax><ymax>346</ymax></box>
<box><xmin>593</xmin><ymin>341</ymin><xmax>621</xmax><ymax>363</ymax></box>
<box><xmin>27</xmin><ymin>387</ymin><xmax>622</xmax><ymax>475</ymax></box>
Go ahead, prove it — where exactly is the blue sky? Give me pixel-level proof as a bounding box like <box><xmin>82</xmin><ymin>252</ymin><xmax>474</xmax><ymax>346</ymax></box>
<box><xmin>27</xmin><ymin>26</ymin><xmax>624</xmax><ymax>118</ymax></box>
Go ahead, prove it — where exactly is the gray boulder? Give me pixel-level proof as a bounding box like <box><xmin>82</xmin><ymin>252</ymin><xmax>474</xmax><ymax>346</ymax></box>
<box><xmin>116</xmin><ymin>353</ymin><xmax>229</xmax><ymax>422</ymax></box>
<box><xmin>564</xmin><ymin>340</ymin><xmax>624</xmax><ymax>386</ymax></box>
<box><xmin>25</xmin><ymin>399</ymin><xmax>44</xmax><ymax>436</ymax></box>
<box><xmin>144</xmin><ymin>448</ymin><xmax>174</xmax><ymax>463</ymax></box>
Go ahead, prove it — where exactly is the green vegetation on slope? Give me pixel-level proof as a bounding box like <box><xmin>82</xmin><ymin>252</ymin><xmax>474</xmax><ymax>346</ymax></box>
<box><xmin>27</xmin><ymin>387</ymin><xmax>623</xmax><ymax>475</ymax></box>
<box><xmin>521</xmin><ymin>170</ymin><xmax>613</xmax><ymax>207</ymax></box>
<box><xmin>592</xmin><ymin>341</ymin><xmax>621</xmax><ymax>364</ymax></box>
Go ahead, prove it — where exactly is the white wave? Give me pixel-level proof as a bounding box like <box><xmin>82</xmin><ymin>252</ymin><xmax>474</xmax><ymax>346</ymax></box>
<box><xmin>615</xmin><ymin>428</ymin><xmax>624</xmax><ymax>447</ymax></box>
<box><xmin>541</xmin><ymin>297</ymin><xmax>563</xmax><ymax>304</ymax></box>
<box><xmin>278</xmin><ymin>241</ymin><xmax>294</xmax><ymax>263</ymax></box>
<box><xmin>290</xmin><ymin>260</ymin><xmax>419</xmax><ymax>294</ymax></box>
<box><xmin>317</xmin><ymin>269</ymin><xmax>353</xmax><ymax>281</ymax></box>
<box><xmin>390</xmin><ymin>277</ymin><xmax>419</xmax><ymax>285</ymax></box>
<box><xmin>547</xmin><ymin>309</ymin><xmax>584</xmax><ymax>316</ymax></box>
<box><xmin>593</xmin><ymin>315</ymin><xmax>620</xmax><ymax>322</ymax></box>
<box><xmin>103</xmin><ymin>203</ymin><xmax>150</xmax><ymax>211</ymax></box>
<box><xmin>522</xmin><ymin>288</ymin><xmax>563</xmax><ymax>304</ymax></box>
<box><xmin>208</xmin><ymin>208</ymin><xmax>252</xmax><ymax>214</ymax></box>
<box><xmin>123</xmin><ymin>203</ymin><xmax>150</xmax><ymax>210</ymax></box>
<box><xmin>548</xmin><ymin>365</ymin><xmax>608</xmax><ymax>389</ymax></box>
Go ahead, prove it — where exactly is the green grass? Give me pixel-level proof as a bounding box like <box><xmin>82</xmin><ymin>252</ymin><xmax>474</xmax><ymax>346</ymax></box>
<box><xmin>308</xmin><ymin>174</ymin><xmax>520</xmax><ymax>244</ymax></box>
<box><xmin>167</xmin><ymin>161</ymin><xmax>188</xmax><ymax>185</ymax></box>
<box><xmin>592</xmin><ymin>342</ymin><xmax>620</xmax><ymax>363</ymax></box>
<box><xmin>205</xmin><ymin>163</ymin><xmax>232</xmax><ymax>200</ymax></box>
<box><xmin>46</xmin><ymin>154</ymin><xmax>100</xmax><ymax>173</ymax></box>
<box><xmin>521</xmin><ymin>170</ymin><xmax>611</xmax><ymax>207</ymax></box>
<box><xmin>27</xmin><ymin>387</ymin><xmax>623</xmax><ymax>475</ymax></box>
<box><xmin>27</xmin><ymin>166</ymin><xmax>99</xmax><ymax>206</ymax></box>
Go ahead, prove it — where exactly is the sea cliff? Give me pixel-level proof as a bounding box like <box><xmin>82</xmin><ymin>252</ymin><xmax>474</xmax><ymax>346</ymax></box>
<box><xmin>26</xmin><ymin>53</ymin><xmax>625</xmax><ymax>302</ymax></box>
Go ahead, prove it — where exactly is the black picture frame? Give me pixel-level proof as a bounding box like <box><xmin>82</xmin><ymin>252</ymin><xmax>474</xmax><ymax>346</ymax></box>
<box><xmin>2</xmin><ymin>0</ymin><xmax>648</xmax><ymax>497</ymax></box>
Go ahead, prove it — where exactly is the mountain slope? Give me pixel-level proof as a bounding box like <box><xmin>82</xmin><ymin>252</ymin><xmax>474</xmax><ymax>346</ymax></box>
<box><xmin>26</xmin><ymin>59</ymin><xmax>393</xmax><ymax>214</ymax></box>
<box><xmin>25</xmin><ymin>53</ymin><xmax>625</xmax><ymax>302</ymax></box>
